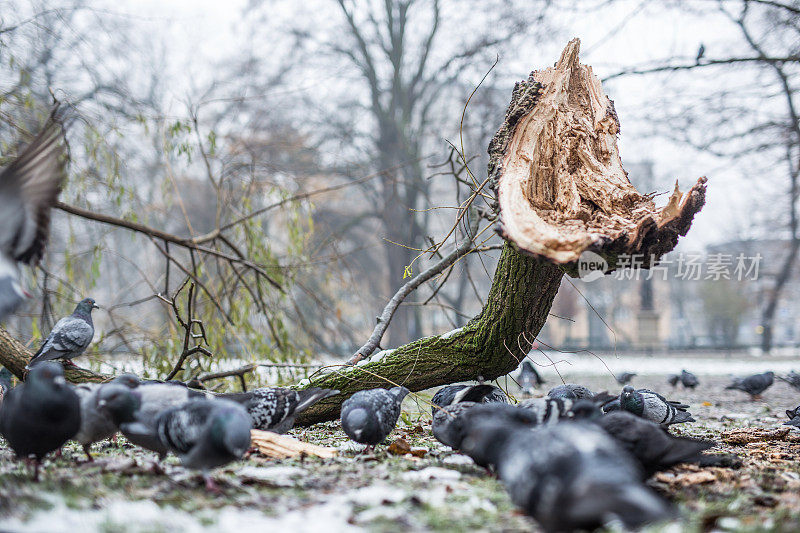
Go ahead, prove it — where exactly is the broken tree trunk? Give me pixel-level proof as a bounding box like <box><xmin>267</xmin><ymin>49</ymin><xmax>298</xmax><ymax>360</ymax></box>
<box><xmin>295</xmin><ymin>38</ymin><xmax>707</xmax><ymax>425</ymax></box>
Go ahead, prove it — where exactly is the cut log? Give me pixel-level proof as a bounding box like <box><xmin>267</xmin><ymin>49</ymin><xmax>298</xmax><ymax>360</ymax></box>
<box><xmin>295</xmin><ymin>38</ymin><xmax>706</xmax><ymax>425</ymax></box>
<box><xmin>250</xmin><ymin>429</ymin><xmax>338</xmax><ymax>459</ymax></box>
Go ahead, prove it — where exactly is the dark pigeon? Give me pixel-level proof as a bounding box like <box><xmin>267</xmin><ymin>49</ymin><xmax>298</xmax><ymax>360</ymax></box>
<box><xmin>430</xmin><ymin>383</ymin><xmax>507</xmax><ymax>416</ymax></box>
<box><xmin>0</xmin><ymin>362</ymin><xmax>80</xmax><ymax>479</ymax></box>
<box><xmin>518</xmin><ymin>392</ymin><xmax>615</xmax><ymax>426</ymax></box>
<box><xmin>616</xmin><ymin>372</ymin><xmax>637</xmax><ymax>385</ymax></box>
<box><xmin>573</xmin><ymin>405</ymin><xmax>715</xmax><ymax>476</ymax></box>
<box><xmin>73</xmin><ymin>375</ymin><xmax>141</xmax><ymax>460</ymax></box>
<box><xmin>0</xmin><ymin>106</ymin><xmax>69</xmax><ymax>321</ymax></box>
<box><xmin>610</xmin><ymin>386</ymin><xmax>694</xmax><ymax>426</ymax></box>
<box><xmin>777</xmin><ymin>371</ymin><xmax>800</xmax><ymax>392</ymax></box>
<box><xmin>784</xmin><ymin>405</ymin><xmax>800</xmax><ymax>427</ymax></box>
<box><xmin>460</xmin><ymin>419</ymin><xmax>673</xmax><ymax>532</ymax></box>
<box><xmin>726</xmin><ymin>371</ymin><xmax>774</xmax><ymax>400</ymax></box>
<box><xmin>153</xmin><ymin>398</ymin><xmax>252</xmax><ymax>491</ymax></box>
<box><xmin>680</xmin><ymin>370</ymin><xmax>699</xmax><ymax>389</ymax></box>
<box><xmin>341</xmin><ymin>386</ymin><xmax>409</xmax><ymax>449</ymax></box>
<box><xmin>27</xmin><ymin>297</ymin><xmax>98</xmax><ymax>368</ymax></box>
<box><xmin>547</xmin><ymin>383</ymin><xmax>595</xmax><ymax>401</ymax></box>
<box><xmin>0</xmin><ymin>366</ymin><xmax>12</xmax><ymax>406</ymax></box>
<box><xmin>222</xmin><ymin>387</ymin><xmax>338</xmax><ymax>433</ymax></box>
<box><xmin>667</xmin><ymin>374</ymin><xmax>680</xmax><ymax>387</ymax></box>
<box><xmin>432</xmin><ymin>402</ymin><xmax>536</xmax><ymax>452</ymax></box>
<box><xmin>518</xmin><ymin>361</ymin><xmax>544</xmax><ymax>394</ymax></box>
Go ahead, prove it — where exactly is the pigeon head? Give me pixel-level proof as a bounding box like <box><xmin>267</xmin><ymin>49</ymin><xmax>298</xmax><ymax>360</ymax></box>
<box><xmin>619</xmin><ymin>386</ymin><xmax>643</xmax><ymax>415</ymax></box>
<box><xmin>570</xmin><ymin>400</ymin><xmax>602</xmax><ymax>421</ymax></box>
<box><xmin>27</xmin><ymin>361</ymin><xmax>66</xmax><ymax>387</ymax></box>
<box><xmin>460</xmin><ymin>418</ymin><xmax>524</xmax><ymax>467</ymax></box>
<box><xmin>342</xmin><ymin>407</ymin><xmax>375</xmax><ymax>442</ymax></box>
<box><xmin>96</xmin><ymin>384</ymin><xmax>141</xmax><ymax>425</ymax></box>
<box><xmin>110</xmin><ymin>373</ymin><xmax>140</xmax><ymax>389</ymax></box>
<box><xmin>211</xmin><ymin>406</ymin><xmax>252</xmax><ymax>457</ymax></box>
<box><xmin>74</xmin><ymin>297</ymin><xmax>99</xmax><ymax>316</ymax></box>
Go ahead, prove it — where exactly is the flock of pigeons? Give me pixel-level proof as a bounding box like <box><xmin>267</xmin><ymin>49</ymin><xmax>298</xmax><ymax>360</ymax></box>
<box><xmin>3</xmin><ymin>106</ymin><xmax>800</xmax><ymax>531</ymax></box>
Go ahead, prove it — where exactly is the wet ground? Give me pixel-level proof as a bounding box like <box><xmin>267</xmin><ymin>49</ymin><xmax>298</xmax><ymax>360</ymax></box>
<box><xmin>2</xmin><ymin>361</ymin><xmax>800</xmax><ymax>532</ymax></box>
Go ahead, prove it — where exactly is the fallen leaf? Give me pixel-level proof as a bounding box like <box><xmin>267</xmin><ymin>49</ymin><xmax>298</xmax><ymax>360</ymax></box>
<box><xmin>387</xmin><ymin>437</ymin><xmax>412</xmax><ymax>456</ymax></box>
<box><xmin>702</xmin><ymin>401</ymin><xmax>712</xmax><ymax>407</ymax></box>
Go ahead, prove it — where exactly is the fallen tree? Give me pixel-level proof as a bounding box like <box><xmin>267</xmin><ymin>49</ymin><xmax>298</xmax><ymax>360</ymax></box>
<box><xmin>0</xmin><ymin>39</ymin><xmax>707</xmax><ymax>425</ymax></box>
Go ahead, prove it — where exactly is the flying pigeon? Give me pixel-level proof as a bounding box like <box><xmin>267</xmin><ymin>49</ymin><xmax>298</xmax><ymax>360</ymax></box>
<box><xmin>27</xmin><ymin>297</ymin><xmax>98</xmax><ymax>368</ymax></box>
<box><xmin>573</xmin><ymin>405</ymin><xmax>714</xmax><ymax>476</ymax></box>
<box><xmin>432</xmin><ymin>402</ymin><xmax>537</xmax><ymax>452</ymax></box>
<box><xmin>547</xmin><ymin>383</ymin><xmax>595</xmax><ymax>400</ymax></box>
<box><xmin>778</xmin><ymin>371</ymin><xmax>800</xmax><ymax>392</ymax></box>
<box><xmin>222</xmin><ymin>387</ymin><xmax>338</xmax><ymax>433</ymax></box>
<box><xmin>616</xmin><ymin>372</ymin><xmax>637</xmax><ymax>385</ymax></box>
<box><xmin>72</xmin><ymin>375</ymin><xmax>141</xmax><ymax>461</ymax></box>
<box><xmin>460</xmin><ymin>419</ymin><xmax>673</xmax><ymax>532</ymax></box>
<box><xmin>152</xmin><ymin>398</ymin><xmax>252</xmax><ymax>491</ymax></box>
<box><xmin>0</xmin><ymin>362</ymin><xmax>80</xmax><ymax>479</ymax></box>
<box><xmin>340</xmin><ymin>386</ymin><xmax>409</xmax><ymax>450</ymax></box>
<box><xmin>430</xmin><ymin>383</ymin><xmax>507</xmax><ymax>416</ymax></box>
<box><xmin>726</xmin><ymin>371</ymin><xmax>774</xmax><ymax>400</ymax></box>
<box><xmin>0</xmin><ymin>105</ymin><xmax>69</xmax><ymax>322</ymax></box>
<box><xmin>0</xmin><ymin>366</ymin><xmax>12</xmax><ymax>406</ymax></box>
<box><xmin>609</xmin><ymin>386</ymin><xmax>694</xmax><ymax>426</ymax></box>
<box><xmin>517</xmin><ymin>361</ymin><xmax>544</xmax><ymax>394</ymax></box>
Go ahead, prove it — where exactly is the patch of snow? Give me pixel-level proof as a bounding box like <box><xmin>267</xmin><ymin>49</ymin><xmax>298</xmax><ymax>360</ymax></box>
<box><xmin>442</xmin><ymin>454</ymin><xmax>474</xmax><ymax>466</ymax></box>
<box><xmin>439</xmin><ymin>327</ymin><xmax>463</xmax><ymax>340</ymax></box>
<box><xmin>236</xmin><ymin>465</ymin><xmax>308</xmax><ymax>487</ymax></box>
<box><xmin>402</xmin><ymin>467</ymin><xmax>461</xmax><ymax>482</ymax></box>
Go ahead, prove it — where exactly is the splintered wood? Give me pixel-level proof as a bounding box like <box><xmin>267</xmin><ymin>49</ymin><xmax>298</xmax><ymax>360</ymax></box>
<box><xmin>492</xmin><ymin>38</ymin><xmax>706</xmax><ymax>268</ymax></box>
<box><xmin>250</xmin><ymin>429</ymin><xmax>338</xmax><ymax>459</ymax></box>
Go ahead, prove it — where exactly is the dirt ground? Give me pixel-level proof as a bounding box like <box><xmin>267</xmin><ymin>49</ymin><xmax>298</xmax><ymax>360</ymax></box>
<box><xmin>2</xmin><ymin>370</ymin><xmax>800</xmax><ymax>532</ymax></box>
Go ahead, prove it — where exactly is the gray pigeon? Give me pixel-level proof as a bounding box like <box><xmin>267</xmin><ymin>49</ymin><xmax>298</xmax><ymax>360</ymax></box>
<box><xmin>341</xmin><ymin>386</ymin><xmax>409</xmax><ymax>450</ymax></box>
<box><xmin>222</xmin><ymin>387</ymin><xmax>339</xmax><ymax>433</ymax></box>
<box><xmin>778</xmin><ymin>371</ymin><xmax>800</xmax><ymax>392</ymax></box>
<box><xmin>0</xmin><ymin>366</ymin><xmax>12</xmax><ymax>406</ymax></box>
<box><xmin>680</xmin><ymin>370</ymin><xmax>699</xmax><ymax>389</ymax></box>
<box><xmin>610</xmin><ymin>386</ymin><xmax>694</xmax><ymax>426</ymax></box>
<box><xmin>667</xmin><ymin>374</ymin><xmax>680</xmax><ymax>387</ymax></box>
<box><xmin>152</xmin><ymin>399</ymin><xmax>252</xmax><ymax>491</ymax></box>
<box><xmin>547</xmin><ymin>383</ymin><xmax>595</xmax><ymax>400</ymax></box>
<box><xmin>616</xmin><ymin>372</ymin><xmax>637</xmax><ymax>385</ymax></box>
<box><xmin>432</xmin><ymin>402</ymin><xmax>536</xmax><ymax>452</ymax></box>
<box><xmin>0</xmin><ymin>362</ymin><xmax>81</xmax><ymax>479</ymax></box>
<box><xmin>73</xmin><ymin>375</ymin><xmax>141</xmax><ymax>460</ymax></box>
<box><xmin>430</xmin><ymin>383</ymin><xmax>508</xmax><ymax>415</ymax></box>
<box><xmin>0</xmin><ymin>106</ymin><xmax>69</xmax><ymax>322</ymax></box>
<box><xmin>518</xmin><ymin>361</ymin><xmax>544</xmax><ymax>394</ymax></box>
<box><xmin>460</xmin><ymin>419</ymin><xmax>673</xmax><ymax>532</ymax></box>
<box><xmin>573</xmin><ymin>405</ymin><xmax>715</xmax><ymax>476</ymax></box>
<box><xmin>27</xmin><ymin>297</ymin><xmax>98</xmax><ymax>368</ymax></box>
<box><xmin>726</xmin><ymin>371</ymin><xmax>774</xmax><ymax>400</ymax></box>
<box><xmin>784</xmin><ymin>405</ymin><xmax>800</xmax><ymax>427</ymax></box>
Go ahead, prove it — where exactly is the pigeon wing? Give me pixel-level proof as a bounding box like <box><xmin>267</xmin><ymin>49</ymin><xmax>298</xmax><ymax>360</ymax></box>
<box><xmin>0</xmin><ymin>106</ymin><xmax>68</xmax><ymax>265</ymax></box>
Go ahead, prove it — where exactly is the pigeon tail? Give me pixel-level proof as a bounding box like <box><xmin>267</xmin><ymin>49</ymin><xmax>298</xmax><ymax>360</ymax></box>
<box><xmin>565</xmin><ymin>484</ymin><xmax>673</xmax><ymax>531</ymax></box>
<box><xmin>457</xmin><ymin>384</ymin><xmax>498</xmax><ymax>403</ymax></box>
<box><xmin>658</xmin><ymin>437</ymin><xmax>715</xmax><ymax>467</ymax></box>
<box><xmin>295</xmin><ymin>387</ymin><xmax>340</xmax><ymax>413</ymax></box>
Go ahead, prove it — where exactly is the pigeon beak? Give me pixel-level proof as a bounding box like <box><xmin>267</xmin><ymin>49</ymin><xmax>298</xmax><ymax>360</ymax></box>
<box><xmin>97</xmin><ymin>400</ymin><xmax>107</xmax><ymax>409</ymax></box>
<box><xmin>92</xmin><ymin>304</ymin><xmax>100</xmax><ymax>309</ymax></box>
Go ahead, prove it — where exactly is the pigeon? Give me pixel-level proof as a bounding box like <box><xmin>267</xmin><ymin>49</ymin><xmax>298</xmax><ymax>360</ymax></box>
<box><xmin>609</xmin><ymin>386</ymin><xmax>694</xmax><ymax>426</ymax></box>
<box><xmin>27</xmin><ymin>297</ymin><xmax>98</xmax><ymax>368</ymax></box>
<box><xmin>572</xmin><ymin>404</ymin><xmax>714</xmax><ymax>476</ymax></box>
<box><xmin>784</xmin><ymin>405</ymin><xmax>800</xmax><ymax>427</ymax></box>
<box><xmin>432</xmin><ymin>402</ymin><xmax>537</xmax><ymax>452</ymax></box>
<box><xmin>547</xmin><ymin>383</ymin><xmax>595</xmax><ymax>400</ymax></box>
<box><xmin>72</xmin><ymin>375</ymin><xmax>141</xmax><ymax>460</ymax></box>
<box><xmin>430</xmin><ymin>383</ymin><xmax>508</xmax><ymax>416</ymax></box>
<box><xmin>152</xmin><ymin>399</ymin><xmax>252</xmax><ymax>491</ymax></box>
<box><xmin>0</xmin><ymin>105</ymin><xmax>69</xmax><ymax>321</ymax></box>
<box><xmin>680</xmin><ymin>370</ymin><xmax>699</xmax><ymax>389</ymax></box>
<box><xmin>726</xmin><ymin>371</ymin><xmax>774</xmax><ymax>400</ymax></box>
<box><xmin>518</xmin><ymin>361</ymin><xmax>544</xmax><ymax>394</ymax></box>
<box><xmin>222</xmin><ymin>387</ymin><xmax>339</xmax><ymax>433</ymax></box>
<box><xmin>667</xmin><ymin>374</ymin><xmax>680</xmax><ymax>387</ymax></box>
<box><xmin>340</xmin><ymin>386</ymin><xmax>409</xmax><ymax>449</ymax></box>
<box><xmin>777</xmin><ymin>371</ymin><xmax>800</xmax><ymax>392</ymax></box>
<box><xmin>460</xmin><ymin>419</ymin><xmax>673</xmax><ymax>532</ymax></box>
<box><xmin>0</xmin><ymin>361</ymin><xmax>80</xmax><ymax>479</ymax></box>
<box><xmin>616</xmin><ymin>372</ymin><xmax>637</xmax><ymax>385</ymax></box>
<box><xmin>0</xmin><ymin>366</ymin><xmax>12</xmax><ymax>406</ymax></box>
<box><xmin>696</xmin><ymin>43</ymin><xmax>705</xmax><ymax>62</ymax></box>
